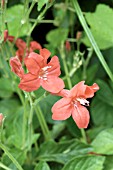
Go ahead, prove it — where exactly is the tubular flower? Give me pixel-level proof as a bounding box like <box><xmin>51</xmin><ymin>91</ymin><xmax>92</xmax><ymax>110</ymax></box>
<box><xmin>15</xmin><ymin>38</ymin><xmax>42</xmax><ymax>62</ymax></box>
<box><xmin>10</xmin><ymin>48</ymin><xmax>65</xmax><ymax>93</ymax></box>
<box><xmin>52</xmin><ymin>81</ymin><xmax>99</xmax><ymax>129</ymax></box>
<box><xmin>10</xmin><ymin>56</ymin><xmax>24</xmax><ymax>78</ymax></box>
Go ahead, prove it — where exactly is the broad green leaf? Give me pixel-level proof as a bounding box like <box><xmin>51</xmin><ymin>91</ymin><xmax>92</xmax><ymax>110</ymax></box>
<box><xmin>86</xmin><ymin>64</ymin><xmax>99</xmax><ymax>84</ymax></box>
<box><xmin>6</xmin><ymin>5</ymin><xmax>31</xmax><ymax>36</ymax></box>
<box><xmin>46</xmin><ymin>28</ymin><xmax>68</xmax><ymax>48</ymax></box>
<box><xmin>66</xmin><ymin>117</ymin><xmax>81</xmax><ymax>138</ymax></box>
<box><xmin>82</xmin><ymin>5</ymin><xmax>113</xmax><ymax>49</ymax></box>
<box><xmin>35</xmin><ymin>161</ymin><xmax>50</xmax><ymax>170</ymax></box>
<box><xmin>90</xmin><ymin>97</ymin><xmax>113</xmax><ymax>127</ymax></box>
<box><xmin>0</xmin><ymin>98</ymin><xmax>20</xmax><ymax>116</ymax></box>
<box><xmin>96</xmin><ymin>79</ymin><xmax>113</xmax><ymax>106</ymax></box>
<box><xmin>103</xmin><ymin>155</ymin><xmax>113</xmax><ymax>170</ymax></box>
<box><xmin>7</xmin><ymin>107</ymin><xmax>40</xmax><ymax>149</ymax></box>
<box><xmin>37</xmin><ymin>0</ymin><xmax>48</xmax><ymax>11</ymax></box>
<box><xmin>92</xmin><ymin>128</ymin><xmax>113</xmax><ymax>155</ymax></box>
<box><xmin>0</xmin><ymin>99</ymin><xmax>21</xmax><ymax>138</ymax></box>
<box><xmin>39</xmin><ymin>94</ymin><xmax>60</xmax><ymax>124</ymax></box>
<box><xmin>62</xmin><ymin>156</ymin><xmax>105</xmax><ymax>170</ymax></box>
<box><xmin>87</xmin><ymin>126</ymin><xmax>106</xmax><ymax>141</ymax></box>
<box><xmin>37</xmin><ymin>140</ymin><xmax>93</xmax><ymax>164</ymax></box>
<box><xmin>0</xmin><ymin>78</ymin><xmax>14</xmax><ymax>98</ymax></box>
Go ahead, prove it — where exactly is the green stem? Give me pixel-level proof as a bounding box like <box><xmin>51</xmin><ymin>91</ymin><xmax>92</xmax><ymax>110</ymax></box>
<box><xmin>35</xmin><ymin>105</ymin><xmax>51</xmax><ymax>141</ymax></box>
<box><xmin>22</xmin><ymin>94</ymin><xmax>28</xmax><ymax>149</ymax></box>
<box><xmin>0</xmin><ymin>143</ymin><xmax>24</xmax><ymax>170</ymax></box>
<box><xmin>16</xmin><ymin>87</ymin><xmax>25</xmax><ymax>105</ymax></box>
<box><xmin>80</xmin><ymin>128</ymin><xmax>87</xmax><ymax>144</ymax></box>
<box><xmin>72</xmin><ymin>0</ymin><xmax>113</xmax><ymax>82</ymax></box>
<box><xmin>0</xmin><ymin>0</ymin><xmax>7</xmax><ymax>43</ymax></box>
<box><xmin>82</xmin><ymin>47</ymin><xmax>93</xmax><ymax>80</ymax></box>
<box><xmin>0</xmin><ymin>162</ymin><xmax>12</xmax><ymax>170</ymax></box>
<box><xmin>26</xmin><ymin>0</ymin><xmax>36</xmax><ymax>18</ymax></box>
<box><xmin>27</xmin><ymin>93</ymin><xmax>34</xmax><ymax>151</ymax></box>
<box><xmin>28</xmin><ymin>2</ymin><xmax>54</xmax><ymax>36</ymax></box>
<box><xmin>59</xmin><ymin>42</ymin><xmax>72</xmax><ymax>89</ymax></box>
<box><xmin>28</xmin><ymin>7</ymin><xmax>48</xmax><ymax>36</ymax></box>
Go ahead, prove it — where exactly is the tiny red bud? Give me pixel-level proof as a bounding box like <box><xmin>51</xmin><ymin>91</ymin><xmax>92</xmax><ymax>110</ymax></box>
<box><xmin>76</xmin><ymin>31</ymin><xmax>82</xmax><ymax>40</ymax></box>
<box><xmin>0</xmin><ymin>113</ymin><xmax>4</xmax><ymax>126</ymax></box>
<box><xmin>1</xmin><ymin>0</ymin><xmax>5</xmax><ymax>8</ymax></box>
<box><xmin>4</xmin><ymin>30</ymin><xmax>8</xmax><ymax>42</ymax></box>
<box><xmin>65</xmin><ymin>41</ymin><xmax>71</xmax><ymax>51</ymax></box>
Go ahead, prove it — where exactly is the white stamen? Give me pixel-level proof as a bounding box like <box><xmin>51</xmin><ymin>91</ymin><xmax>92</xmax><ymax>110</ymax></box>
<box><xmin>42</xmin><ymin>66</ymin><xmax>52</xmax><ymax>71</ymax></box>
<box><xmin>76</xmin><ymin>98</ymin><xmax>89</xmax><ymax>106</ymax></box>
<box><xmin>38</xmin><ymin>66</ymin><xmax>51</xmax><ymax>80</ymax></box>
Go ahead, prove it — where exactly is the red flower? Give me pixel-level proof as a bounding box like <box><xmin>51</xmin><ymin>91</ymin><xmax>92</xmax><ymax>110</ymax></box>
<box><xmin>10</xmin><ymin>48</ymin><xmax>64</xmax><ymax>93</ymax></box>
<box><xmin>15</xmin><ymin>38</ymin><xmax>42</xmax><ymax>62</ymax></box>
<box><xmin>4</xmin><ymin>30</ymin><xmax>14</xmax><ymax>42</ymax></box>
<box><xmin>52</xmin><ymin>81</ymin><xmax>99</xmax><ymax>128</ymax></box>
<box><xmin>10</xmin><ymin>56</ymin><xmax>24</xmax><ymax>78</ymax></box>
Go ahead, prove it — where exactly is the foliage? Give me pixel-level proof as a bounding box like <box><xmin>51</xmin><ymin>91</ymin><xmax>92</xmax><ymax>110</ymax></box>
<box><xmin>0</xmin><ymin>0</ymin><xmax>113</xmax><ymax>170</ymax></box>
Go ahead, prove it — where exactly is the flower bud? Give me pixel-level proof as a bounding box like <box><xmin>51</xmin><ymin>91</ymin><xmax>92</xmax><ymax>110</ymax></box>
<box><xmin>0</xmin><ymin>113</ymin><xmax>4</xmax><ymax>126</ymax></box>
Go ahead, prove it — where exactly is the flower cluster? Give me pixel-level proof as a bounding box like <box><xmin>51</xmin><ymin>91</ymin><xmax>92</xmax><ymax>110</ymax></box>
<box><xmin>9</xmin><ymin>37</ymin><xmax>99</xmax><ymax>129</ymax></box>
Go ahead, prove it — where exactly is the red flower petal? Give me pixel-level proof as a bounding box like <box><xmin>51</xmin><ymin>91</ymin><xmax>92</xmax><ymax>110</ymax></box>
<box><xmin>7</xmin><ymin>36</ymin><xmax>14</xmax><ymax>42</ymax></box>
<box><xmin>15</xmin><ymin>38</ymin><xmax>26</xmax><ymax>49</ymax></box>
<box><xmin>40</xmin><ymin>48</ymin><xmax>51</xmax><ymax>63</ymax></box>
<box><xmin>85</xmin><ymin>83</ymin><xmax>99</xmax><ymax>98</ymax></box>
<box><xmin>72</xmin><ymin>103</ymin><xmax>90</xmax><ymax>128</ymax></box>
<box><xmin>68</xmin><ymin>81</ymin><xmax>86</xmax><ymax>98</ymax></box>
<box><xmin>52</xmin><ymin>98</ymin><xmax>72</xmax><ymax>120</ymax></box>
<box><xmin>41</xmin><ymin>76</ymin><xmax>65</xmax><ymax>93</ymax></box>
<box><xmin>25</xmin><ymin>52</ymin><xmax>44</xmax><ymax>75</ymax></box>
<box><xmin>30</xmin><ymin>41</ymin><xmax>42</xmax><ymax>51</ymax></box>
<box><xmin>47</xmin><ymin>56</ymin><xmax>61</xmax><ymax>76</ymax></box>
<box><xmin>10</xmin><ymin>57</ymin><xmax>24</xmax><ymax>78</ymax></box>
<box><xmin>19</xmin><ymin>73</ymin><xmax>40</xmax><ymax>92</ymax></box>
<box><xmin>51</xmin><ymin>89</ymin><xmax>70</xmax><ymax>97</ymax></box>
<box><xmin>90</xmin><ymin>83</ymin><xmax>99</xmax><ymax>92</ymax></box>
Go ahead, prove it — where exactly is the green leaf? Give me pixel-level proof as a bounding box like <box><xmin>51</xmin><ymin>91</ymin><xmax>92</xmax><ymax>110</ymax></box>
<box><xmin>6</xmin><ymin>5</ymin><xmax>31</xmax><ymax>36</ymax></box>
<box><xmin>66</xmin><ymin>117</ymin><xmax>81</xmax><ymax>138</ymax></box>
<box><xmin>86</xmin><ymin>64</ymin><xmax>99</xmax><ymax>84</ymax></box>
<box><xmin>90</xmin><ymin>97</ymin><xmax>113</xmax><ymax>127</ymax></box>
<box><xmin>35</xmin><ymin>161</ymin><xmax>50</xmax><ymax>170</ymax></box>
<box><xmin>96</xmin><ymin>79</ymin><xmax>113</xmax><ymax>106</ymax></box>
<box><xmin>46</xmin><ymin>28</ymin><xmax>68</xmax><ymax>48</ymax></box>
<box><xmin>37</xmin><ymin>140</ymin><xmax>93</xmax><ymax>164</ymax></box>
<box><xmin>7</xmin><ymin>107</ymin><xmax>40</xmax><ymax>149</ymax></box>
<box><xmin>103</xmin><ymin>155</ymin><xmax>113</xmax><ymax>170</ymax></box>
<box><xmin>92</xmin><ymin>128</ymin><xmax>113</xmax><ymax>155</ymax></box>
<box><xmin>0</xmin><ymin>98</ymin><xmax>20</xmax><ymax>116</ymax></box>
<box><xmin>0</xmin><ymin>78</ymin><xmax>14</xmax><ymax>98</ymax></box>
<box><xmin>37</xmin><ymin>0</ymin><xmax>48</xmax><ymax>11</ymax></box>
<box><xmin>39</xmin><ymin>94</ymin><xmax>60</xmax><ymax>124</ymax></box>
<box><xmin>87</xmin><ymin>126</ymin><xmax>106</xmax><ymax>141</ymax></box>
<box><xmin>62</xmin><ymin>156</ymin><xmax>105</xmax><ymax>170</ymax></box>
<box><xmin>1</xmin><ymin>148</ymin><xmax>26</xmax><ymax>169</ymax></box>
<box><xmin>82</xmin><ymin>5</ymin><xmax>113</xmax><ymax>49</ymax></box>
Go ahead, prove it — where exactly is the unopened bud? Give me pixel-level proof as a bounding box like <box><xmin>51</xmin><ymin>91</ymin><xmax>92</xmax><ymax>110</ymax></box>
<box><xmin>4</xmin><ymin>30</ymin><xmax>8</xmax><ymax>42</ymax></box>
<box><xmin>1</xmin><ymin>0</ymin><xmax>5</xmax><ymax>8</ymax></box>
<box><xmin>76</xmin><ymin>31</ymin><xmax>82</xmax><ymax>40</ymax></box>
<box><xmin>65</xmin><ymin>41</ymin><xmax>71</xmax><ymax>51</ymax></box>
<box><xmin>0</xmin><ymin>113</ymin><xmax>4</xmax><ymax>126</ymax></box>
